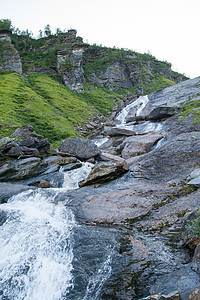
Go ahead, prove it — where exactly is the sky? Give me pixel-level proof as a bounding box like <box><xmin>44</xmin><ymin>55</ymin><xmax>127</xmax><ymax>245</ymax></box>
<box><xmin>1</xmin><ymin>0</ymin><xmax>200</xmax><ymax>78</ymax></box>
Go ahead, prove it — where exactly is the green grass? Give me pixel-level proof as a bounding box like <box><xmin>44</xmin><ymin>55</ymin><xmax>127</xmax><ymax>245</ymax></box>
<box><xmin>0</xmin><ymin>72</ymin><xmax>121</xmax><ymax>146</ymax></box>
<box><xmin>80</xmin><ymin>83</ymin><xmax>122</xmax><ymax>115</ymax></box>
<box><xmin>179</xmin><ymin>96</ymin><xmax>200</xmax><ymax>124</ymax></box>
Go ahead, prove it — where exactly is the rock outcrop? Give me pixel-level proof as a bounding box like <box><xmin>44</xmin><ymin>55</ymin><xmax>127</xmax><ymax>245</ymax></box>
<box><xmin>0</xmin><ymin>30</ymin><xmax>22</xmax><ymax>74</ymax></box>
<box><xmin>57</xmin><ymin>45</ymin><xmax>88</xmax><ymax>92</ymax></box>
<box><xmin>0</xmin><ymin>125</ymin><xmax>50</xmax><ymax>158</ymax></box>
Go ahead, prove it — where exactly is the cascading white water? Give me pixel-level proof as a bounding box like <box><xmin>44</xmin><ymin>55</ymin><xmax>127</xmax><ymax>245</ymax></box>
<box><xmin>61</xmin><ymin>162</ymin><xmax>93</xmax><ymax>190</ymax></box>
<box><xmin>0</xmin><ymin>189</ymin><xmax>76</xmax><ymax>300</ymax></box>
<box><xmin>0</xmin><ymin>161</ymin><xmax>99</xmax><ymax>300</ymax></box>
<box><xmin>115</xmin><ymin>95</ymin><xmax>166</xmax><ymax>134</ymax></box>
<box><xmin>116</xmin><ymin>95</ymin><xmax>149</xmax><ymax>125</ymax></box>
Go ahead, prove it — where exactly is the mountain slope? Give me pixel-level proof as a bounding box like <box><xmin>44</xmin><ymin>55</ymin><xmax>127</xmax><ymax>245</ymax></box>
<box><xmin>0</xmin><ymin>72</ymin><xmax>122</xmax><ymax>144</ymax></box>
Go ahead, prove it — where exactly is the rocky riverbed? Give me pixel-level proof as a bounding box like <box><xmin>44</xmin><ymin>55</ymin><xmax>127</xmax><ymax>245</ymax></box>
<box><xmin>0</xmin><ymin>76</ymin><xmax>200</xmax><ymax>299</ymax></box>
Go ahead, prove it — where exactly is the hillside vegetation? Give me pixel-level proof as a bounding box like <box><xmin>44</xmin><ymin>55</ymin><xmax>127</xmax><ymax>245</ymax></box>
<box><xmin>0</xmin><ymin>19</ymin><xmax>189</xmax><ymax>145</ymax></box>
<box><xmin>0</xmin><ymin>72</ymin><xmax>122</xmax><ymax>145</ymax></box>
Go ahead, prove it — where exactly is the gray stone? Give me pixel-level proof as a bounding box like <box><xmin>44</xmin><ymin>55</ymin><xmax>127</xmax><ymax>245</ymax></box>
<box><xmin>59</xmin><ymin>137</ymin><xmax>101</xmax><ymax>160</ymax></box>
<box><xmin>187</xmin><ymin>287</ymin><xmax>200</xmax><ymax>300</ymax></box>
<box><xmin>106</xmin><ymin>127</ymin><xmax>136</xmax><ymax>137</ymax></box>
<box><xmin>38</xmin><ymin>180</ymin><xmax>52</xmax><ymax>188</ymax></box>
<box><xmin>0</xmin><ymin>137</ymin><xmax>18</xmax><ymax>154</ymax></box>
<box><xmin>143</xmin><ymin>291</ymin><xmax>181</xmax><ymax>299</ymax></box>
<box><xmin>12</xmin><ymin>125</ymin><xmax>50</xmax><ymax>154</ymax></box>
<box><xmin>150</xmin><ymin>265</ymin><xmax>200</xmax><ymax>300</ymax></box>
<box><xmin>148</xmin><ymin>107</ymin><xmax>179</xmax><ymax>121</ymax></box>
<box><xmin>0</xmin><ymin>38</ymin><xmax>22</xmax><ymax>74</ymax></box>
<box><xmin>121</xmin><ymin>133</ymin><xmax>163</xmax><ymax>159</ymax></box>
<box><xmin>129</xmin><ymin>132</ymin><xmax>200</xmax><ymax>182</ymax></box>
<box><xmin>57</xmin><ymin>47</ymin><xmax>86</xmax><ymax>92</ymax></box>
<box><xmin>79</xmin><ymin>161</ymin><xmax>129</xmax><ymax>187</ymax></box>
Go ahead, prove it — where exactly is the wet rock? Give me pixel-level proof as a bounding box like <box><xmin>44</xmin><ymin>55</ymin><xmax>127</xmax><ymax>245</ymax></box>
<box><xmin>0</xmin><ymin>182</ymin><xmax>35</xmax><ymax>203</ymax></box>
<box><xmin>80</xmin><ymin>182</ymin><xmax>171</xmax><ymax>224</ymax></box>
<box><xmin>0</xmin><ymin>210</ymin><xmax>7</xmax><ymax>225</ymax></box>
<box><xmin>59</xmin><ymin>137</ymin><xmax>101</xmax><ymax>160</ymax></box>
<box><xmin>38</xmin><ymin>180</ymin><xmax>52</xmax><ymax>188</ymax></box>
<box><xmin>106</xmin><ymin>127</ymin><xmax>136</xmax><ymax>137</ymax></box>
<box><xmin>149</xmin><ymin>107</ymin><xmax>179</xmax><ymax>121</ymax></box>
<box><xmin>145</xmin><ymin>77</ymin><xmax>200</xmax><ymax>117</ymax></box>
<box><xmin>149</xmin><ymin>265</ymin><xmax>200</xmax><ymax>300</ymax></box>
<box><xmin>121</xmin><ymin>133</ymin><xmax>163</xmax><ymax>159</ymax></box>
<box><xmin>79</xmin><ymin>161</ymin><xmax>128</xmax><ymax>187</ymax></box>
<box><xmin>21</xmin><ymin>171</ymin><xmax>65</xmax><ymax>188</ymax></box>
<box><xmin>42</xmin><ymin>155</ymin><xmax>78</xmax><ymax>166</ymax></box>
<box><xmin>187</xmin><ymin>287</ymin><xmax>200</xmax><ymax>300</ymax></box>
<box><xmin>0</xmin><ymin>157</ymin><xmax>41</xmax><ymax>181</ymax></box>
<box><xmin>143</xmin><ymin>291</ymin><xmax>181</xmax><ymax>299</ymax></box>
<box><xmin>101</xmin><ymin>136</ymin><xmax>125</xmax><ymax>156</ymax></box>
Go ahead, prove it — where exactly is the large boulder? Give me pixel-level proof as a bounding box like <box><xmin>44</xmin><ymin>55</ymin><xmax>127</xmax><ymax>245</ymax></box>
<box><xmin>121</xmin><ymin>133</ymin><xmax>163</xmax><ymax>159</ymax></box>
<box><xmin>106</xmin><ymin>127</ymin><xmax>136</xmax><ymax>137</ymax></box>
<box><xmin>148</xmin><ymin>107</ymin><xmax>179</xmax><ymax>121</ymax></box>
<box><xmin>79</xmin><ymin>161</ymin><xmax>129</xmax><ymax>187</ymax></box>
<box><xmin>59</xmin><ymin>137</ymin><xmax>101</xmax><ymax>160</ymax></box>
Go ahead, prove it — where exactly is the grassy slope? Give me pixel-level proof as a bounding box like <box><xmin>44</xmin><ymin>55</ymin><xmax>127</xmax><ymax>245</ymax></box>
<box><xmin>179</xmin><ymin>96</ymin><xmax>200</xmax><ymax>124</ymax></box>
<box><xmin>0</xmin><ymin>72</ymin><xmax>122</xmax><ymax>146</ymax></box>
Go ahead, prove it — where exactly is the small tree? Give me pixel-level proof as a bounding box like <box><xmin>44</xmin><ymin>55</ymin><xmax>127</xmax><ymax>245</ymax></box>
<box><xmin>38</xmin><ymin>29</ymin><xmax>43</xmax><ymax>38</ymax></box>
<box><xmin>0</xmin><ymin>19</ymin><xmax>13</xmax><ymax>31</ymax></box>
<box><xmin>44</xmin><ymin>24</ymin><xmax>51</xmax><ymax>37</ymax></box>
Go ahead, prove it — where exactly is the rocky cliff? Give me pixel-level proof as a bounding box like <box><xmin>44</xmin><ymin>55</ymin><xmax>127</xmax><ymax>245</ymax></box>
<box><xmin>1</xmin><ymin>29</ymin><xmax>188</xmax><ymax>94</ymax></box>
<box><xmin>0</xmin><ymin>30</ymin><xmax>22</xmax><ymax>74</ymax></box>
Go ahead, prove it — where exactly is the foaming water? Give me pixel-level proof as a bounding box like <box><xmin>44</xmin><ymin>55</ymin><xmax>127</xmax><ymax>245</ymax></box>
<box><xmin>61</xmin><ymin>162</ymin><xmax>93</xmax><ymax>190</ymax></box>
<box><xmin>116</xmin><ymin>95</ymin><xmax>149</xmax><ymax>124</ymax></box>
<box><xmin>0</xmin><ymin>190</ymin><xmax>76</xmax><ymax>300</ymax></box>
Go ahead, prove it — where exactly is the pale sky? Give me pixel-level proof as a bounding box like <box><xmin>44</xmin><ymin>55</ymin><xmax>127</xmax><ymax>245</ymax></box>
<box><xmin>1</xmin><ymin>0</ymin><xmax>200</xmax><ymax>78</ymax></box>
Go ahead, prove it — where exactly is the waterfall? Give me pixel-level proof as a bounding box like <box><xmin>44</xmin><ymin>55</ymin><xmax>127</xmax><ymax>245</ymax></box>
<box><xmin>0</xmin><ymin>190</ymin><xmax>76</xmax><ymax>300</ymax></box>
<box><xmin>60</xmin><ymin>162</ymin><xmax>93</xmax><ymax>190</ymax></box>
<box><xmin>115</xmin><ymin>95</ymin><xmax>166</xmax><ymax>134</ymax></box>
<box><xmin>116</xmin><ymin>95</ymin><xmax>149</xmax><ymax>124</ymax></box>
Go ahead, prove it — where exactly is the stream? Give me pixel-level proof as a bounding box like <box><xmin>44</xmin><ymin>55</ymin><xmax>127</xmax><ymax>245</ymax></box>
<box><xmin>0</xmin><ymin>95</ymin><xmax>191</xmax><ymax>299</ymax></box>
